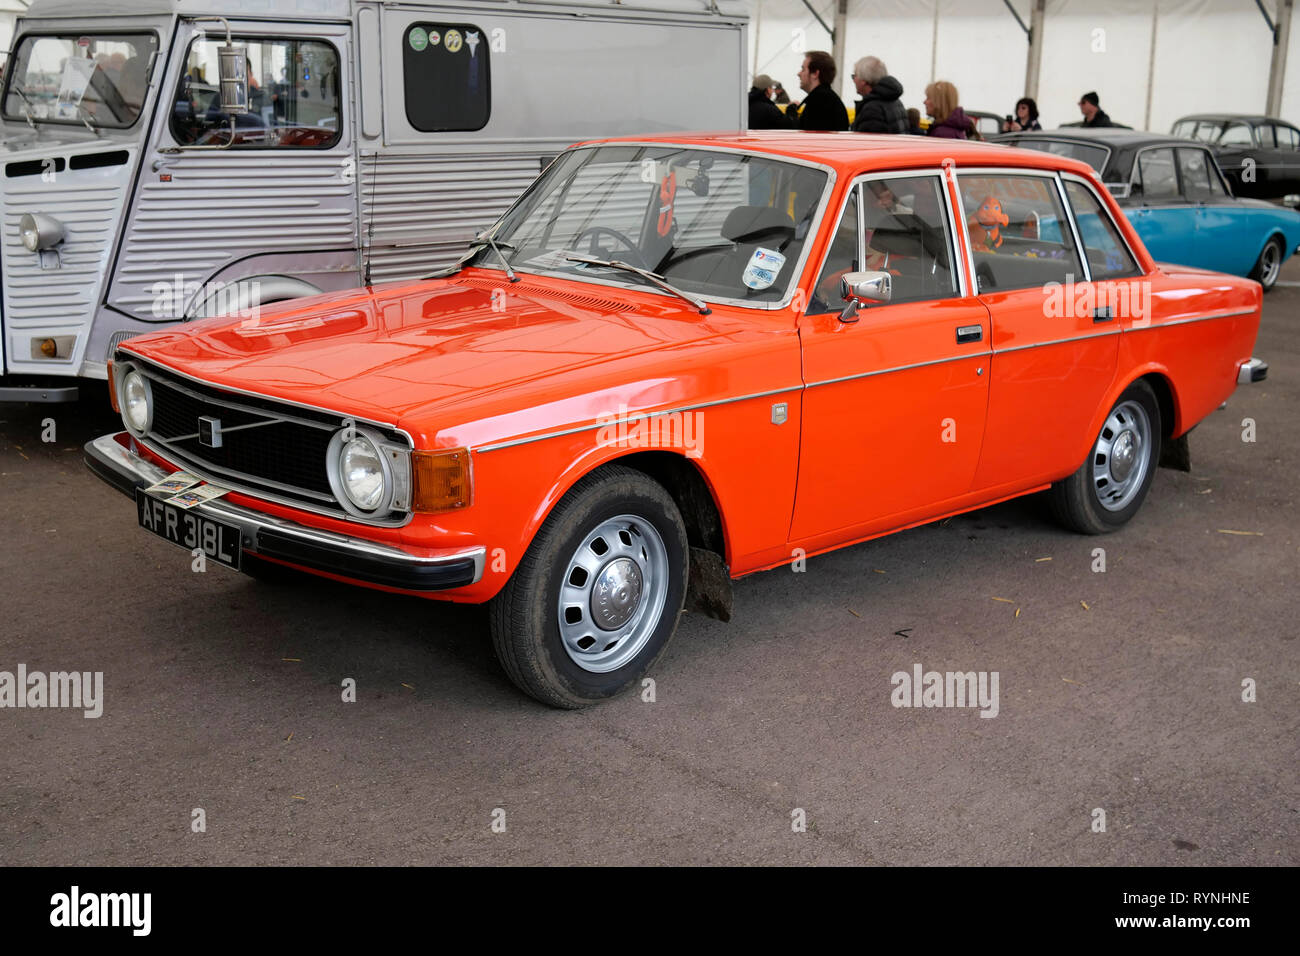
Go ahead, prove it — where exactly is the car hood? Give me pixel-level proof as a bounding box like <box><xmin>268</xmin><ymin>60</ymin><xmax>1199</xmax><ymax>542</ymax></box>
<box><xmin>120</xmin><ymin>271</ymin><xmax>770</xmax><ymax>447</ymax></box>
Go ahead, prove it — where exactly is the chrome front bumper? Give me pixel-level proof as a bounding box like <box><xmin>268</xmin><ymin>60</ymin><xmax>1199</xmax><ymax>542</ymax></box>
<box><xmin>84</xmin><ymin>433</ymin><xmax>485</xmax><ymax>592</ymax></box>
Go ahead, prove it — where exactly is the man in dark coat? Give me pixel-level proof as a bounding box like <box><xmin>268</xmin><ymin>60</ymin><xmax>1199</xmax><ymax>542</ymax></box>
<box><xmin>1079</xmin><ymin>91</ymin><xmax>1115</xmax><ymax>128</ymax></box>
<box><xmin>748</xmin><ymin>74</ymin><xmax>792</xmax><ymax>130</ymax></box>
<box><xmin>792</xmin><ymin>51</ymin><xmax>848</xmax><ymax>131</ymax></box>
<box><xmin>849</xmin><ymin>56</ymin><xmax>907</xmax><ymax>134</ymax></box>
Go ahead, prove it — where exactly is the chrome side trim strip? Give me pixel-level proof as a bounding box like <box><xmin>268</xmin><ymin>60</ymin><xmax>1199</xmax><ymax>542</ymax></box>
<box><xmin>995</xmin><ymin>328</ymin><xmax>1122</xmax><ymax>355</ymax></box>
<box><xmin>1125</xmin><ymin>308</ymin><xmax>1256</xmax><ymax>329</ymax></box>
<box><xmin>474</xmin><ymin>384</ymin><xmax>804</xmax><ymax>453</ymax></box>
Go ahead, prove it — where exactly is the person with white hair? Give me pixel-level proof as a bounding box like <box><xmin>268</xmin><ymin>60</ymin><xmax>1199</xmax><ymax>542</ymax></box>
<box><xmin>850</xmin><ymin>55</ymin><xmax>908</xmax><ymax>134</ymax></box>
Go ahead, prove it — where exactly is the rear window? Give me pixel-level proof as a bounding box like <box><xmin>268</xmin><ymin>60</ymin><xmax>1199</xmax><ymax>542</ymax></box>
<box><xmin>1011</xmin><ymin>138</ymin><xmax>1108</xmax><ymax>173</ymax></box>
<box><xmin>402</xmin><ymin>23</ymin><xmax>490</xmax><ymax>132</ymax></box>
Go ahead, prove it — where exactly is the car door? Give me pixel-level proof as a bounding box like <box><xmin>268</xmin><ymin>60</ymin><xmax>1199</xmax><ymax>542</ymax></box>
<box><xmin>791</xmin><ymin>170</ymin><xmax>991</xmax><ymax>543</ymax></box>
<box><xmin>1126</xmin><ymin>146</ymin><xmax>1201</xmax><ymax>267</ymax></box>
<box><xmin>957</xmin><ymin>169</ymin><xmax>1118</xmax><ymax>491</ymax></box>
<box><xmin>1266</xmin><ymin>123</ymin><xmax>1300</xmax><ymax>196</ymax></box>
<box><xmin>1182</xmin><ymin>147</ymin><xmax>1259</xmax><ymax>276</ymax></box>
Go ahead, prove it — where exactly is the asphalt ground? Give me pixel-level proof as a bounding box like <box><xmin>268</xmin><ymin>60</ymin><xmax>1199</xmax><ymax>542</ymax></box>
<box><xmin>1</xmin><ymin>262</ymin><xmax>1296</xmax><ymax>866</ymax></box>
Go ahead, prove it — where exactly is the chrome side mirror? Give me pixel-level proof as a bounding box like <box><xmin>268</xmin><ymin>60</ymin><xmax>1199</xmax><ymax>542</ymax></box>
<box><xmin>217</xmin><ymin>44</ymin><xmax>249</xmax><ymax>115</ymax></box>
<box><xmin>838</xmin><ymin>270</ymin><xmax>891</xmax><ymax>323</ymax></box>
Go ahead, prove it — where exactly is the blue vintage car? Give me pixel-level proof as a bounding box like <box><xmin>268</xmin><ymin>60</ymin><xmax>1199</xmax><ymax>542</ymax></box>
<box><xmin>993</xmin><ymin>128</ymin><xmax>1300</xmax><ymax>290</ymax></box>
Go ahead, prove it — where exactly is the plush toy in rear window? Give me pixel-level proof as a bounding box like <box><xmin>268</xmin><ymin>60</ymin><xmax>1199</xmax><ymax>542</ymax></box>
<box><xmin>968</xmin><ymin>196</ymin><xmax>1009</xmax><ymax>251</ymax></box>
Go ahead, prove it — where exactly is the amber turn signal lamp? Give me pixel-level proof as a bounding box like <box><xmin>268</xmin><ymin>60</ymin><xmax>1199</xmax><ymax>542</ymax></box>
<box><xmin>39</xmin><ymin>337</ymin><xmax>57</xmax><ymax>358</ymax></box>
<box><xmin>106</xmin><ymin>360</ymin><xmax>119</xmax><ymax>413</ymax></box>
<box><xmin>411</xmin><ymin>448</ymin><xmax>471</xmax><ymax>513</ymax></box>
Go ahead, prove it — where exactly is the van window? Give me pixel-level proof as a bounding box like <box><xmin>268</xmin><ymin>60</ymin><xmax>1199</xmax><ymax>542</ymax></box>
<box><xmin>2</xmin><ymin>32</ymin><xmax>158</xmax><ymax>128</ymax></box>
<box><xmin>171</xmin><ymin>36</ymin><xmax>341</xmax><ymax>148</ymax></box>
<box><xmin>402</xmin><ymin>23</ymin><xmax>490</xmax><ymax>132</ymax></box>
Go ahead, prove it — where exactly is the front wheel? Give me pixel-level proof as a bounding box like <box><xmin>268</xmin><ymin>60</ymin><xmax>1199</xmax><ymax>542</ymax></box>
<box><xmin>1050</xmin><ymin>380</ymin><xmax>1162</xmax><ymax>534</ymax></box>
<box><xmin>488</xmin><ymin>465</ymin><xmax>689</xmax><ymax>708</ymax></box>
<box><xmin>1249</xmin><ymin>236</ymin><xmax>1284</xmax><ymax>292</ymax></box>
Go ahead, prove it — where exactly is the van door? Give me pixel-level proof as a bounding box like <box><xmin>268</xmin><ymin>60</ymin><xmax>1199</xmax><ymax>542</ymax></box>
<box><xmin>105</xmin><ymin>19</ymin><xmax>357</xmax><ymax>326</ymax></box>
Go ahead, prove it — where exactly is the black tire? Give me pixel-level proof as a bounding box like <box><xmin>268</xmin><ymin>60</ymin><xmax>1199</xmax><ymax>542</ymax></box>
<box><xmin>1050</xmin><ymin>379</ymin><xmax>1162</xmax><ymax>535</ymax></box>
<box><xmin>1249</xmin><ymin>236</ymin><xmax>1284</xmax><ymax>292</ymax></box>
<box><xmin>240</xmin><ymin>553</ymin><xmax>308</xmax><ymax>585</ymax></box>
<box><xmin>488</xmin><ymin>465</ymin><xmax>689</xmax><ymax>708</ymax></box>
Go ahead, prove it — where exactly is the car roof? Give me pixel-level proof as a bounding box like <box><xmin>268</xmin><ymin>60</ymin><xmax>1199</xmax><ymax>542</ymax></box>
<box><xmin>1000</xmin><ymin>128</ymin><xmax>1198</xmax><ymax>149</ymax></box>
<box><xmin>1173</xmin><ymin>113</ymin><xmax>1295</xmax><ymax>125</ymax></box>
<box><xmin>576</xmin><ymin>130</ymin><xmax>1100</xmax><ymax>179</ymax></box>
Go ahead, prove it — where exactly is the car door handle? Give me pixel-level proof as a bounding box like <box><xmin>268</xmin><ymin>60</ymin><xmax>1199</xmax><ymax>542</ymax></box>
<box><xmin>1093</xmin><ymin>306</ymin><xmax>1113</xmax><ymax>323</ymax></box>
<box><xmin>956</xmin><ymin>325</ymin><xmax>983</xmax><ymax>344</ymax></box>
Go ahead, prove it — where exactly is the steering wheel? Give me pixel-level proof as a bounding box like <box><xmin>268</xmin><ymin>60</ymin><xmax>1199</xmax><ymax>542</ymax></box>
<box><xmin>575</xmin><ymin>226</ymin><xmax>650</xmax><ymax>270</ymax></box>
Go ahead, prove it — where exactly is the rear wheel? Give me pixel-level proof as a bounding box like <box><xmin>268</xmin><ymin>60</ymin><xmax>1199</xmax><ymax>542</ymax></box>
<box><xmin>1050</xmin><ymin>380</ymin><xmax>1162</xmax><ymax>534</ymax></box>
<box><xmin>1249</xmin><ymin>236</ymin><xmax>1284</xmax><ymax>291</ymax></box>
<box><xmin>489</xmin><ymin>465</ymin><xmax>688</xmax><ymax>708</ymax></box>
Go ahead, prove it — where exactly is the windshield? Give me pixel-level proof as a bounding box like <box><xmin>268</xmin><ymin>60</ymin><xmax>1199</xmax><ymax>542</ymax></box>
<box><xmin>478</xmin><ymin>145</ymin><xmax>830</xmax><ymax>306</ymax></box>
<box><xmin>3</xmin><ymin>32</ymin><xmax>158</xmax><ymax>129</ymax></box>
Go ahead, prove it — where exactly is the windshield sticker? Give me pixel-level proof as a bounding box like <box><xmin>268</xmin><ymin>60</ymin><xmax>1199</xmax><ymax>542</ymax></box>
<box><xmin>445</xmin><ymin>29</ymin><xmax>463</xmax><ymax>53</ymax></box>
<box><xmin>742</xmin><ymin>247</ymin><xmax>786</xmax><ymax>291</ymax></box>
<box><xmin>408</xmin><ymin>27</ymin><xmax>429</xmax><ymax>52</ymax></box>
<box><xmin>657</xmin><ymin>171</ymin><xmax>677</xmax><ymax>237</ymax></box>
<box><xmin>428</xmin><ymin>30</ymin><xmax>441</xmax><ymax>47</ymax></box>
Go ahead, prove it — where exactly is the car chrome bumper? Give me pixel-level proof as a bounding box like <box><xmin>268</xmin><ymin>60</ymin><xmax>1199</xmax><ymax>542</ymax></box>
<box><xmin>84</xmin><ymin>433</ymin><xmax>485</xmax><ymax>591</ymax></box>
<box><xmin>1238</xmin><ymin>357</ymin><xmax>1268</xmax><ymax>384</ymax></box>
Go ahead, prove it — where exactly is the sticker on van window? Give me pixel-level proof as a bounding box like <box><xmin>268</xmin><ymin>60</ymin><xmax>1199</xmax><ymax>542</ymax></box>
<box><xmin>444</xmin><ymin>29</ymin><xmax>463</xmax><ymax>53</ymax></box>
<box><xmin>742</xmin><ymin>247</ymin><xmax>786</xmax><ymax>290</ymax></box>
<box><xmin>428</xmin><ymin>30</ymin><xmax>441</xmax><ymax>47</ymax></box>
<box><xmin>408</xmin><ymin>27</ymin><xmax>429</xmax><ymax>52</ymax></box>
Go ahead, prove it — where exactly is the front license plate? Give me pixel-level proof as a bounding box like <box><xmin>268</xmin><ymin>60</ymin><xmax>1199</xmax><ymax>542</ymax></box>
<box><xmin>134</xmin><ymin>488</ymin><xmax>243</xmax><ymax>571</ymax></box>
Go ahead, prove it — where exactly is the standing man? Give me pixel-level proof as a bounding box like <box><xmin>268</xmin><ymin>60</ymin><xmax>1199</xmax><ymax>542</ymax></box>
<box><xmin>792</xmin><ymin>51</ymin><xmax>849</xmax><ymax>131</ymax></box>
<box><xmin>748</xmin><ymin>74</ymin><xmax>792</xmax><ymax>129</ymax></box>
<box><xmin>850</xmin><ymin>56</ymin><xmax>907</xmax><ymax>133</ymax></box>
<box><xmin>1078</xmin><ymin>91</ymin><xmax>1115</xmax><ymax>128</ymax></box>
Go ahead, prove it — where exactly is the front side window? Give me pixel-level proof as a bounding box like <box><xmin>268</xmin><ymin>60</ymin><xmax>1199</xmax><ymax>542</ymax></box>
<box><xmin>958</xmin><ymin>173</ymin><xmax>1082</xmax><ymax>291</ymax></box>
<box><xmin>402</xmin><ymin>23</ymin><xmax>489</xmax><ymax>132</ymax></box>
<box><xmin>1064</xmin><ymin>180</ymin><xmax>1140</xmax><ymax>280</ymax></box>
<box><xmin>171</xmin><ymin>36</ymin><xmax>341</xmax><ymax>148</ymax></box>
<box><xmin>480</xmin><ymin>145</ymin><xmax>829</xmax><ymax>305</ymax></box>
<box><xmin>2</xmin><ymin>32</ymin><xmax>157</xmax><ymax>128</ymax></box>
<box><xmin>1135</xmin><ymin>148</ymin><xmax>1178</xmax><ymax>199</ymax></box>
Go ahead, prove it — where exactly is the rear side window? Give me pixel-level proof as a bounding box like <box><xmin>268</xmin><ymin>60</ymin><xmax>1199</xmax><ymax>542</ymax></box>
<box><xmin>1219</xmin><ymin>123</ymin><xmax>1253</xmax><ymax>146</ymax></box>
<box><xmin>1135</xmin><ymin>148</ymin><xmax>1178</xmax><ymax>198</ymax></box>
<box><xmin>1064</xmin><ymin>180</ymin><xmax>1140</xmax><ymax>280</ymax></box>
<box><xmin>402</xmin><ymin>23</ymin><xmax>490</xmax><ymax>131</ymax></box>
<box><xmin>1274</xmin><ymin>125</ymin><xmax>1300</xmax><ymax>149</ymax></box>
<box><xmin>958</xmin><ymin>173</ymin><xmax>1082</xmax><ymax>292</ymax></box>
<box><xmin>1177</xmin><ymin>148</ymin><xmax>1225</xmax><ymax>199</ymax></box>
<box><xmin>171</xmin><ymin>36</ymin><xmax>341</xmax><ymax>148</ymax></box>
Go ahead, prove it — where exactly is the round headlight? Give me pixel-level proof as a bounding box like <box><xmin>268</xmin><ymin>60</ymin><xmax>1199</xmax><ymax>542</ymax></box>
<box><xmin>18</xmin><ymin>212</ymin><xmax>64</xmax><ymax>252</ymax></box>
<box><xmin>121</xmin><ymin>369</ymin><xmax>151</xmax><ymax>433</ymax></box>
<box><xmin>339</xmin><ymin>434</ymin><xmax>386</xmax><ymax>511</ymax></box>
<box><xmin>21</xmin><ymin>227</ymin><xmax>40</xmax><ymax>252</ymax></box>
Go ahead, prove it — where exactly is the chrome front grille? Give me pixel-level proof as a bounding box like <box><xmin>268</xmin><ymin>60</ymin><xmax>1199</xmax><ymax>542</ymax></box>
<box><xmin>121</xmin><ymin>355</ymin><xmax>412</xmax><ymax>526</ymax></box>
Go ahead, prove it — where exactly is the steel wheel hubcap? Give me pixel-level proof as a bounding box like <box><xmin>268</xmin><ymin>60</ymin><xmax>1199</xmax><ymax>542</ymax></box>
<box><xmin>558</xmin><ymin>514</ymin><xmax>669</xmax><ymax>673</ymax></box>
<box><xmin>1261</xmin><ymin>243</ymin><xmax>1280</xmax><ymax>286</ymax></box>
<box><xmin>1092</xmin><ymin>400</ymin><xmax>1151</xmax><ymax>512</ymax></box>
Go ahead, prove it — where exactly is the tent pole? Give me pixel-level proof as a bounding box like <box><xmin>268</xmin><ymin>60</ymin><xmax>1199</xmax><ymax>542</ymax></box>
<box><xmin>832</xmin><ymin>0</ymin><xmax>849</xmax><ymax>101</ymax></box>
<box><xmin>1266</xmin><ymin>0</ymin><xmax>1293</xmax><ymax>116</ymax></box>
<box><xmin>1025</xmin><ymin>0</ymin><xmax>1045</xmax><ymax>99</ymax></box>
<box><xmin>1143</xmin><ymin>2</ymin><xmax>1160</xmax><ymax>131</ymax></box>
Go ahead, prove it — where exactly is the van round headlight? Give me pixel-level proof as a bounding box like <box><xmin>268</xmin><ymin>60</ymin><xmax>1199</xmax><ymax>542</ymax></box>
<box><xmin>334</xmin><ymin>431</ymin><xmax>387</xmax><ymax>512</ymax></box>
<box><xmin>121</xmin><ymin>369</ymin><xmax>152</xmax><ymax>434</ymax></box>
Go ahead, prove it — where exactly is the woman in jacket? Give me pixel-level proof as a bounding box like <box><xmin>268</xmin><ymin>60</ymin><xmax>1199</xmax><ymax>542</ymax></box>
<box><xmin>924</xmin><ymin>81</ymin><xmax>974</xmax><ymax>139</ymax></box>
<box><xmin>1002</xmin><ymin>97</ymin><xmax>1042</xmax><ymax>132</ymax></box>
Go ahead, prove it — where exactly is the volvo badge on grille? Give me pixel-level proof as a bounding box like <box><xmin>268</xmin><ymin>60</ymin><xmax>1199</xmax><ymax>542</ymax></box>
<box><xmin>198</xmin><ymin>416</ymin><xmax>223</xmax><ymax>448</ymax></box>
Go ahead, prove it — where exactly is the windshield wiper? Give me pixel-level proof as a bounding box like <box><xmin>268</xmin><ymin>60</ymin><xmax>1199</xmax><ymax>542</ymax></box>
<box><xmin>564</xmin><ymin>253</ymin><xmax>711</xmax><ymax>314</ymax></box>
<box><xmin>8</xmin><ymin>84</ymin><xmax>39</xmax><ymax>133</ymax></box>
<box><xmin>468</xmin><ymin>234</ymin><xmax>519</xmax><ymax>282</ymax></box>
